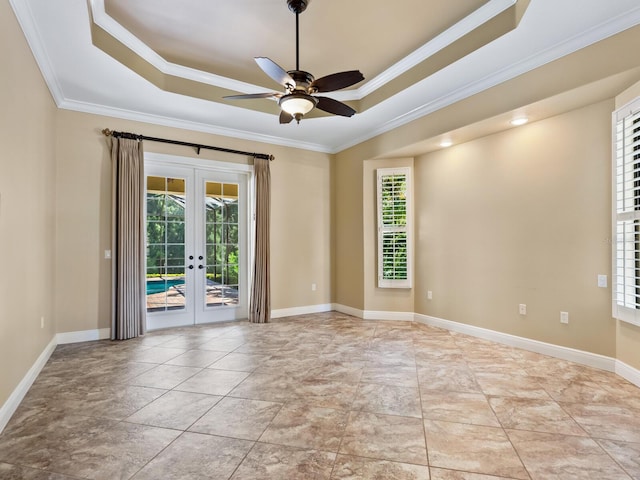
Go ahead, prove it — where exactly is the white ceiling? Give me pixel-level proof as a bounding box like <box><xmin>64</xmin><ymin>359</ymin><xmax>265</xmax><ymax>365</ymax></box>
<box><xmin>9</xmin><ymin>0</ymin><xmax>640</xmax><ymax>154</ymax></box>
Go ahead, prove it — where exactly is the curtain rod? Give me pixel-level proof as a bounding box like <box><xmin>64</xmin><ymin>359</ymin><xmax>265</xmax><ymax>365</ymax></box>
<box><xmin>101</xmin><ymin>128</ymin><xmax>274</xmax><ymax>161</ymax></box>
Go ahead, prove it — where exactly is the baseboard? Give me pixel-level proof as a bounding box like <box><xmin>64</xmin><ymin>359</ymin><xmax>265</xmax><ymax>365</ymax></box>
<box><xmin>271</xmin><ymin>303</ymin><xmax>333</xmax><ymax>319</ymax></box>
<box><xmin>56</xmin><ymin>328</ymin><xmax>111</xmax><ymax>345</ymax></box>
<box><xmin>332</xmin><ymin>303</ymin><xmax>365</xmax><ymax>319</ymax></box>
<box><xmin>415</xmin><ymin>313</ymin><xmax>617</xmax><ymax>372</ymax></box>
<box><xmin>0</xmin><ymin>335</ymin><xmax>57</xmax><ymax>434</ymax></box>
<box><xmin>363</xmin><ymin>310</ymin><xmax>415</xmax><ymax>321</ymax></box>
<box><xmin>615</xmin><ymin>360</ymin><xmax>640</xmax><ymax>388</ymax></box>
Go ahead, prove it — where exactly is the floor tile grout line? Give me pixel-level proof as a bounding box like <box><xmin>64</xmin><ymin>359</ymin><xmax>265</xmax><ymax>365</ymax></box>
<box><xmin>591</xmin><ymin>437</ymin><xmax>637</xmax><ymax>480</ymax></box>
<box><xmin>415</xmin><ymin>338</ymin><xmax>432</xmax><ymax>469</ymax></box>
<box><xmin>485</xmin><ymin>391</ymin><xmax>533</xmax><ymax>480</ymax></box>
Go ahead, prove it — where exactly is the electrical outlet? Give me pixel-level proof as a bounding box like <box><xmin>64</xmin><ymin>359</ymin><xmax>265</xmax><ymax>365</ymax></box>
<box><xmin>311</xmin><ymin>283</ymin><xmax>317</xmax><ymax>291</ymax></box>
<box><xmin>427</xmin><ymin>291</ymin><xmax>432</xmax><ymax>300</ymax></box>
<box><xmin>560</xmin><ymin>311</ymin><xmax>569</xmax><ymax>324</ymax></box>
<box><xmin>519</xmin><ymin>304</ymin><xmax>527</xmax><ymax>315</ymax></box>
<box><xmin>597</xmin><ymin>275</ymin><xmax>607</xmax><ymax>288</ymax></box>
<box><xmin>104</xmin><ymin>250</ymin><xmax>112</xmax><ymax>259</ymax></box>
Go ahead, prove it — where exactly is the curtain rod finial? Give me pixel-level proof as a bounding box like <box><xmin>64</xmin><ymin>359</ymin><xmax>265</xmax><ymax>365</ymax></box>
<box><xmin>102</xmin><ymin>128</ymin><xmax>113</xmax><ymax>137</ymax></box>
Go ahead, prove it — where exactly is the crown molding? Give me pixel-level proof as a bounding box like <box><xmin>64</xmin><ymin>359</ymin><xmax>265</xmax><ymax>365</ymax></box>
<box><xmin>334</xmin><ymin>5</ymin><xmax>640</xmax><ymax>153</ymax></box>
<box><xmin>8</xmin><ymin>0</ymin><xmax>65</xmax><ymax>106</ymax></box>
<box><xmin>58</xmin><ymin>98</ymin><xmax>333</xmax><ymax>153</ymax></box>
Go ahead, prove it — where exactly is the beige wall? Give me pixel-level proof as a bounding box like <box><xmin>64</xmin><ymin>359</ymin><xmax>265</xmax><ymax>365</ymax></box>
<box><xmin>615</xmin><ymin>80</ymin><xmax>640</xmax><ymax>369</ymax></box>
<box><xmin>363</xmin><ymin>158</ymin><xmax>414</xmax><ymax>313</ymax></box>
<box><xmin>333</xmin><ymin>154</ymin><xmax>365</xmax><ymax>310</ymax></box>
<box><xmin>414</xmin><ymin>100</ymin><xmax>616</xmax><ymax>356</ymax></box>
<box><xmin>54</xmin><ymin>111</ymin><xmax>333</xmax><ymax>333</ymax></box>
<box><xmin>0</xmin><ymin>3</ymin><xmax>57</xmax><ymax>407</ymax></box>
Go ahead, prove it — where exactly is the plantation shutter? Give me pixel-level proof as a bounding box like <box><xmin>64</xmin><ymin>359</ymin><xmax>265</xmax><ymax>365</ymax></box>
<box><xmin>377</xmin><ymin>168</ymin><xmax>412</xmax><ymax>288</ymax></box>
<box><xmin>614</xmin><ymin>98</ymin><xmax>640</xmax><ymax>326</ymax></box>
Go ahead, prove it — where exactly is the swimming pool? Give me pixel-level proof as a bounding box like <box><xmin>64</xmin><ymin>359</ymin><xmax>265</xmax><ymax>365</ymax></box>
<box><xmin>146</xmin><ymin>279</ymin><xmax>185</xmax><ymax>295</ymax></box>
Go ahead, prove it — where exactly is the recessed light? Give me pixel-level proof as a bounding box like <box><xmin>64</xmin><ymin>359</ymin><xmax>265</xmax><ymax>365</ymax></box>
<box><xmin>510</xmin><ymin>117</ymin><xmax>528</xmax><ymax>126</ymax></box>
<box><xmin>440</xmin><ymin>140</ymin><xmax>453</xmax><ymax>148</ymax></box>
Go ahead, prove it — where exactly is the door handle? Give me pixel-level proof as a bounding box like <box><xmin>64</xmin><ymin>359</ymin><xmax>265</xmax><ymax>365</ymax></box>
<box><xmin>189</xmin><ymin>255</ymin><xmax>194</xmax><ymax>260</ymax></box>
<box><xmin>198</xmin><ymin>255</ymin><xmax>204</xmax><ymax>260</ymax></box>
<box><xmin>188</xmin><ymin>265</ymin><xmax>194</xmax><ymax>269</ymax></box>
<box><xmin>198</xmin><ymin>265</ymin><xmax>204</xmax><ymax>269</ymax></box>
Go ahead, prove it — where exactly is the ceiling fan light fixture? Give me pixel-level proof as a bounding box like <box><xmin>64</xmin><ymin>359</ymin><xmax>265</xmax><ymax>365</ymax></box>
<box><xmin>279</xmin><ymin>92</ymin><xmax>317</xmax><ymax>122</ymax></box>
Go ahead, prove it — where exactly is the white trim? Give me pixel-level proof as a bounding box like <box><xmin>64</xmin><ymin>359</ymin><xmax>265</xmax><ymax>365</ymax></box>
<box><xmin>612</xmin><ymin>98</ymin><xmax>640</xmax><ymax>328</ymax></box>
<box><xmin>333</xmin><ymin>305</ymin><xmax>414</xmax><ymax>322</ymax></box>
<box><xmin>145</xmin><ymin>153</ymin><xmax>254</xmax><ymax>173</ymax></box>
<box><xmin>57</xmin><ymin>100</ymin><xmax>333</xmax><ymax>154</ymax></box>
<box><xmin>415</xmin><ymin>313</ymin><xmax>616</xmax><ymax>372</ymax></box>
<box><xmin>377</xmin><ymin>167</ymin><xmax>413</xmax><ymax>289</ymax></box>
<box><xmin>271</xmin><ymin>303</ymin><xmax>334</xmax><ymax>319</ymax></box>
<box><xmin>615</xmin><ymin>360</ymin><xmax>640</xmax><ymax>388</ymax></box>
<box><xmin>0</xmin><ymin>336</ymin><xmax>57</xmax><ymax>434</ymax></box>
<box><xmin>332</xmin><ymin>303</ymin><xmax>365</xmax><ymax>319</ymax></box>
<box><xmin>8</xmin><ymin>0</ymin><xmax>65</xmax><ymax>106</ymax></box>
<box><xmin>56</xmin><ymin>328</ymin><xmax>111</xmax><ymax>345</ymax></box>
<box><xmin>363</xmin><ymin>310</ymin><xmax>415</xmax><ymax>322</ymax></box>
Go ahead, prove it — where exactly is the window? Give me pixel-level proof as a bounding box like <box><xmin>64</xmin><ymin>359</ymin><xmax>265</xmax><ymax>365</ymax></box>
<box><xmin>377</xmin><ymin>167</ymin><xmax>412</xmax><ymax>288</ymax></box>
<box><xmin>614</xmin><ymin>97</ymin><xmax>640</xmax><ymax>326</ymax></box>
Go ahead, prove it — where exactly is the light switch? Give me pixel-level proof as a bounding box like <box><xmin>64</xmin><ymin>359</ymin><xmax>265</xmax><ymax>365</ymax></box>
<box><xmin>597</xmin><ymin>275</ymin><xmax>607</xmax><ymax>288</ymax></box>
<box><xmin>104</xmin><ymin>250</ymin><xmax>112</xmax><ymax>259</ymax></box>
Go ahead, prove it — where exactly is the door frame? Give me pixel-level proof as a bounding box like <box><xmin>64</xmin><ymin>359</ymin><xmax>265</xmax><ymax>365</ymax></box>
<box><xmin>144</xmin><ymin>152</ymin><xmax>255</xmax><ymax>330</ymax></box>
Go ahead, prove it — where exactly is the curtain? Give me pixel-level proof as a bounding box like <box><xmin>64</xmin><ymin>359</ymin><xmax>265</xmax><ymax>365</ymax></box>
<box><xmin>249</xmin><ymin>157</ymin><xmax>271</xmax><ymax>323</ymax></box>
<box><xmin>110</xmin><ymin>137</ymin><xmax>146</xmax><ymax>339</ymax></box>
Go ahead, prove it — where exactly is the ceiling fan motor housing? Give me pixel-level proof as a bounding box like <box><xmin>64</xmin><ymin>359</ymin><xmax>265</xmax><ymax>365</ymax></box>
<box><xmin>287</xmin><ymin>0</ymin><xmax>310</xmax><ymax>14</ymax></box>
<box><xmin>288</xmin><ymin>70</ymin><xmax>315</xmax><ymax>92</ymax></box>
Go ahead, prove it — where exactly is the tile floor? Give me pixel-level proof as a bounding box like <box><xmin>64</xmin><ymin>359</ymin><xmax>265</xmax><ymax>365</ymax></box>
<box><xmin>1</xmin><ymin>312</ymin><xmax>639</xmax><ymax>479</ymax></box>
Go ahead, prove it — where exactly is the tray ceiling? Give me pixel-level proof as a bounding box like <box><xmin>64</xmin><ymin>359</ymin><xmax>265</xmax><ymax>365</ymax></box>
<box><xmin>9</xmin><ymin>0</ymin><xmax>640</xmax><ymax>153</ymax></box>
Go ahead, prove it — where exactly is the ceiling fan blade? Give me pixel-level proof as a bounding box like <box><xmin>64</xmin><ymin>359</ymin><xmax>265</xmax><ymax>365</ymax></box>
<box><xmin>315</xmin><ymin>96</ymin><xmax>356</xmax><ymax>117</ymax></box>
<box><xmin>310</xmin><ymin>70</ymin><xmax>364</xmax><ymax>93</ymax></box>
<box><xmin>223</xmin><ymin>92</ymin><xmax>281</xmax><ymax>100</ymax></box>
<box><xmin>279</xmin><ymin>110</ymin><xmax>294</xmax><ymax>124</ymax></box>
<box><xmin>255</xmin><ymin>57</ymin><xmax>295</xmax><ymax>88</ymax></box>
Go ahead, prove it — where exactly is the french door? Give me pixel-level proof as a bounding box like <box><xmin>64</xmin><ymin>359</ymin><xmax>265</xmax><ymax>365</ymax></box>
<box><xmin>144</xmin><ymin>157</ymin><xmax>252</xmax><ymax>330</ymax></box>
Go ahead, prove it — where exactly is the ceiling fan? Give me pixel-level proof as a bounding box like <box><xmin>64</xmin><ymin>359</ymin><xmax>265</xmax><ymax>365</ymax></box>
<box><xmin>223</xmin><ymin>0</ymin><xmax>365</xmax><ymax>124</ymax></box>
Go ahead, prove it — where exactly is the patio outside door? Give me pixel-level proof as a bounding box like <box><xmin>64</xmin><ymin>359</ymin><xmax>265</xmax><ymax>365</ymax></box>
<box><xmin>144</xmin><ymin>159</ymin><xmax>251</xmax><ymax>330</ymax></box>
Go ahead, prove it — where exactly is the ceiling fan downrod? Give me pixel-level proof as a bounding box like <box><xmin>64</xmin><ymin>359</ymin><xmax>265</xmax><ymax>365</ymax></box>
<box><xmin>287</xmin><ymin>0</ymin><xmax>309</xmax><ymax>71</ymax></box>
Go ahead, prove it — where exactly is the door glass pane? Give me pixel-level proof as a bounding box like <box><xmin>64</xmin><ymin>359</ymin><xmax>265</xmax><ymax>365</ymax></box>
<box><xmin>205</xmin><ymin>181</ymin><xmax>239</xmax><ymax>307</ymax></box>
<box><xmin>146</xmin><ymin>176</ymin><xmax>187</xmax><ymax>312</ymax></box>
